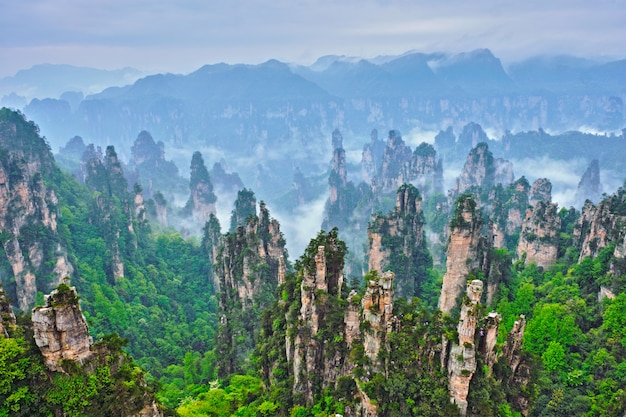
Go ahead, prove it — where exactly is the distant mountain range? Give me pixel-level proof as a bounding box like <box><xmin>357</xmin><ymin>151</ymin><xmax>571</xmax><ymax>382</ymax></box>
<box><xmin>0</xmin><ymin>64</ymin><xmax>146</xmax><ymax>103</ymax></box>
<box><xmin>1</xmin><ymin>48</ymin><xmax>624</xmax><ymax>198</ymax></box>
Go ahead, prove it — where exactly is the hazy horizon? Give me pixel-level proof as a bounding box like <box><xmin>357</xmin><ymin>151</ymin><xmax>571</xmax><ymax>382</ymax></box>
<box><xmin>2</xmin><ymin>0</ymin><xmax>625</xmax><ymax>79</ymax></box>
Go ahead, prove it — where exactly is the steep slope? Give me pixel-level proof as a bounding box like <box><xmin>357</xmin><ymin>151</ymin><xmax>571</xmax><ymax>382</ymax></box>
<box><xmin>0</xmin><ymin>108</ymin><xmax>74</xmax><ymax>310</ymax></box>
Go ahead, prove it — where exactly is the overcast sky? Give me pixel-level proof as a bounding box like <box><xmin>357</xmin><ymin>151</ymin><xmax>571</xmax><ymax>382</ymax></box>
<box><xmin>1</xmin><ymin>0</ymin><xmax>625</xmax><ymax>78</ymax></box>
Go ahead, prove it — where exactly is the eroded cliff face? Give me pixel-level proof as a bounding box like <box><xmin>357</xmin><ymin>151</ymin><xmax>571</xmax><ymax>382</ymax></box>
<box><xmin>404</xmin><ymin>143</ymin><xmax>444</xmax><ymax>198</ymax></box>
<box><xmin>575</xmin><ymin>186</ymin><xmax>626</xmax><ymax>262</ymax></box>
<box><xmin>329</xmin><ymin>129</ymin><xmax>348</xmax><ymax>205</ymax></box>
<box><xmin>500</xmin><ymin>315</ymin><xmax>531</xmax><ymax>416</ymax></box>
<box><xmin>483</xmin><ymin>312</ymin><xmax>502</xmax><ymax>371</ymax></box>
<box><xmin>489</xmin><ymin>177</ymin><xmax>531</xmax><ymax>250</ymax></box>
<box><xmin>292</xmin><ymin>242</ymin><xmax>346</xmax><ymax>402</ymax></box>
<box><xmin>367</xmin><ymin>184</ymin><xmax>432</xmax><ymax>298</ymax></box>
<box><xmin>372</xmin><ymin>131</ymin><xmax>442</xmax><ymax>198</ymax></box>
<box><xmin>186</xmin><ymin>151</ymin><xmax>217</xmax><ymax>225</ymax></box>
<box><xmin>83</xmin><ymin>145</ymin><xmax>145</xmax><ymax>280</ymax></box>
<box><xmin>215</xmin><ymin>202</ymin><xmax>286</xmax><ymax>308</ymax></box>
<box><xmin>361</xmin><ymin>271</ymin><xmax>395</xmax><ymax>367</ymax></box>
<box><xmin>379</xmin><ymin>130</ymin><xmax>413</xmax><ymax>194</ymax></box>
<box><xmin>575</xmin><ymin>159</ymin><xmax>602</xmax><ymax>205</ymax></box>
<box><xmin>447</xmin><ymin>280</ymin><xmax>483</xmax><ymax>417</ymax></box>
<box><xmin>361</xmin><ymin>129</ymin><xmax>385</xmax><ymax>185</ymax></box>
<box><xmin>529</xmin><ymin>178</ymin><xmax>552</xmax><ymax>207</ymax></box>
<box><xmin>517</xmin><ymin>201</ymin><xmax>561</xmax><ymax>268</ymax></box>
<box><xmin>30</xmin><ymin>284</ymin><xmax>163</xmax><ymax>416</ymax></box>
<box><xmin>0</xmin><ymin>111</ymin><xmax>74</xmax><ymax>310</ymax></box>
<box><xmin>449</xmin><ymin>142</ymin><xmax>496</xmax><ymax>200</ymax></box>
<box><xmin>438</xmin><ymin>195</ymin><xmax>486</xmax><ymax>314</ymax></box>
<box><xmin>214</xmin><ymin>200</ymin><xmax>287</xmax><ymax>376</ymax></box>
<box><xmin>32</xmin><ymin>285</ymin><xmax>93</xmax><ymax>372</ymax></box>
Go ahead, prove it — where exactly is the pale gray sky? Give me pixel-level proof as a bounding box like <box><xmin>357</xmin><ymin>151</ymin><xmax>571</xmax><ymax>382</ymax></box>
<box><xmin>1</xmin><ymin>0</ymin><xmax>625</xmax><ymax>77</ymax></box>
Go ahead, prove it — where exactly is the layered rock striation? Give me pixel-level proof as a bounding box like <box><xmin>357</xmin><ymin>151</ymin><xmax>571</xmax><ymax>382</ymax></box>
<box><xmin>517</xmin><ymin>201</ymin><xmax>561</xmax><ymax>268</ymax></box>
<box><xmin>0</xmin><ymin>109</ymin><xmax>74</xmax><ymax>310</ymax></box>
<box><xmin>214</xmin><ymin>196</ymin><xmax>287</xmax><ymax>376</ymax></box>
<box><xmin>447</xmin><ymin>280</ymin><xmax>483</xmax><ymax>417</ymax></box>
<box><xmin>574</xmin><ymin>186</ymin><xmax>626</xmax><ymax>262</ymax></box>
<box><xmin>438</xmin><ymin>195</ymin><xmax>486</xmax><ymax>314</ymax></box>
<box><xmin>32</xmin><ymin>285</ymin><xmax>93</xmax><ymax>372</ymax></box>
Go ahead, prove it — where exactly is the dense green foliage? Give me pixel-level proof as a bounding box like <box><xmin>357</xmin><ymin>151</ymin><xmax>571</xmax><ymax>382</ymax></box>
<box><xmin>0</xmin><ymin>319</ymin><xmax>157</xmax><ymax>417</ymax></box>
<box><xmin>2</xmin><ymin>109</ymin><xmax>626</xmax><ymax>416</ymax></box>
<box><xmin>489</xmin><ymin>244</ymin><xmax>626</xmax><ymax>416</ymax></box>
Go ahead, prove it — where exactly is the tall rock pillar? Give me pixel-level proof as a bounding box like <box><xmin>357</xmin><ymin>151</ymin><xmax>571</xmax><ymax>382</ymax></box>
<box><xmin>447</xmin><ymin>280</ymin><xmax>483</xmax><ymax>416</ymax></box>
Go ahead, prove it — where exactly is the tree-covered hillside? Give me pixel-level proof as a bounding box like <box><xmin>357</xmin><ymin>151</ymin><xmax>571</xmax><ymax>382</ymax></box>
<box><xmin>1</xmin><ymin>108</ymin><xmax>625</xmax><ymax>416</ymax></box>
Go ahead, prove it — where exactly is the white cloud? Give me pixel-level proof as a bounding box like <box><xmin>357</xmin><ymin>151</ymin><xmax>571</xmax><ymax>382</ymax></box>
<box><xmin>271</xmin><ymin>193</ymin><xmax>329</xmax><ymax>259</ymax></box>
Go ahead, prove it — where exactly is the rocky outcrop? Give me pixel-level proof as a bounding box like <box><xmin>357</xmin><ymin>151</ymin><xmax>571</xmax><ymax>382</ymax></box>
<box><xmin>214</xmin><ymin>198</ymin><xmax>287</xmax><ymax>376</ymax></box>
<box><xmin>329</xmin><ymin>129</ymin><xmax>347</xmax><ymax>205</ymax></box>
<box><xmin>575</xmin><ymin>159</ymin><xmax>602</xmax><ymax>204</ymax></box>
<box><xmin>32</xmin><ymin>285</ymin><xmax>93</xmax><ymax>372</ymax></box>
<box><xmin>367</xmin><ymin>184</ymin><xmax>432</xmax><ymax>298</ymax></box>
<box><xmin>129</xmin><ymin>130</ymin><xmax>181</xmax><ymax>198</ymax></box>
<box><xmin>489</xmin><ymin>177</ymin><xmax>531</xmax><ymax>250</ymax></box>
<box><xmin>322</xmin><ymin>130</ymin><xmax>369</xmax><ymax>240</ymax></box>
<box><xmin>517</xmin><ymin>201</ymin><xmax>561</xmax><ymax>268</ymax></box>
<box><xmin>529</xmin><ymin>178</ymin><xmax>552</xmax><ymax>207</ymax></box>
<box><xmin>404</xmin><ymin>143</ymin><xmax>443</xmax><ymax>198</ymax></box>
<box><xmin>229</xmin><ymin>188</ymin><xmax>257</xmax><ymax>232</ymax></box>
<box><xmin>292</xmin><ymin>240</ymin><xmax>345</xmax><ymax>402</ymax></box>
<box><xmin>379</xmin><ymin>130</ymin><xmax>413</xmax><ymax>194</ymax></box>
<box><xmin>202</xmin><ymin>213</ymin><xmax>222</xmax><ymax>290</ymax></box>
<box><xmin>0</xmin><ymin>109</ymin><xmax>74</xmax><ymax>310</ymax></box>
<box><xmin>30</xmin><ymin>284</ymin><xmax>163</xmax><ymax>416</ymax></box>
<box><xmin>361</xmin><ymin>129</ymin><xmax>385</xmax><ymax>184</ymax></box>
<box><xmin>449</xmin><ymin>142</ymin><xmax>513</xmax><ymax>201</ymax></box>
<box><xmin>372</xmin><ymin>131</ymin><xmax>443</xmax><ymax>198</ymax></box>
<box><xmin>185</xmin><ymin>151</ymin><xmax>217</xmax><ymax>225</ymax></box>
<box><xmin>438</xmin><ymin>195</ymin><xmax>486</xmax><ymax>314</ymax></box>
<box><xmin>457</xmin><ymin>122</ymin><xmax>488</xmax><ymax>152</ymax></box>
<box><xmin>447</xmin><ymin>280</ymin><xmax>483</xmax><ymax>417</ymax></box>
<box><xmin>482</xmin><ymin>312</ymin><xmax>502</xmax><ymax>371</ymax></box>
<box><xmin>216</xmin><ymin>201</ymin><xmax>286</xmax><ymax>308</ymax></box>
<box><xmin>344</xmin><ymin>290</ymin><xmax>361</xmax><ymax>347</ymax></box>
<box><xmin>500</xmin><ymin>315</ymin><xmax>531</xmax><ymax>415</ymax></box>
<box><xmin>501</xmin><ymin>315</ymin><xmax>526</xmax><ymax>382</ymax></box>
<box><xmin>92</xmin><ymin>192</ymin><xmax>125</xmax><ymax>279</ymax></box>
<box><xmin>361</xmin><ymin>271</ymin><xmax>394</xmax><ymax>367</ymax></box>
<box><xmin>448</xmin><ymin>142</ymin><xmax>496</xmax><ymax>199</ymax></box>
<box><xmin>575</xmin><ymin>186</ymin><xmax>626</xmax><ymax>262</ymax></box>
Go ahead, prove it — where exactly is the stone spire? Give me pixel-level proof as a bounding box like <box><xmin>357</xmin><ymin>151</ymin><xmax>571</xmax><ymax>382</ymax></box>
<box><xmin>438</xmin><ymin>195</ymin><xmax>485</xmax><ymax>314</ymax></box>
<box><xmin>447</xmin><ymin>280</ymin><xmax>483</xmax><ymax>417</ymax></box>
